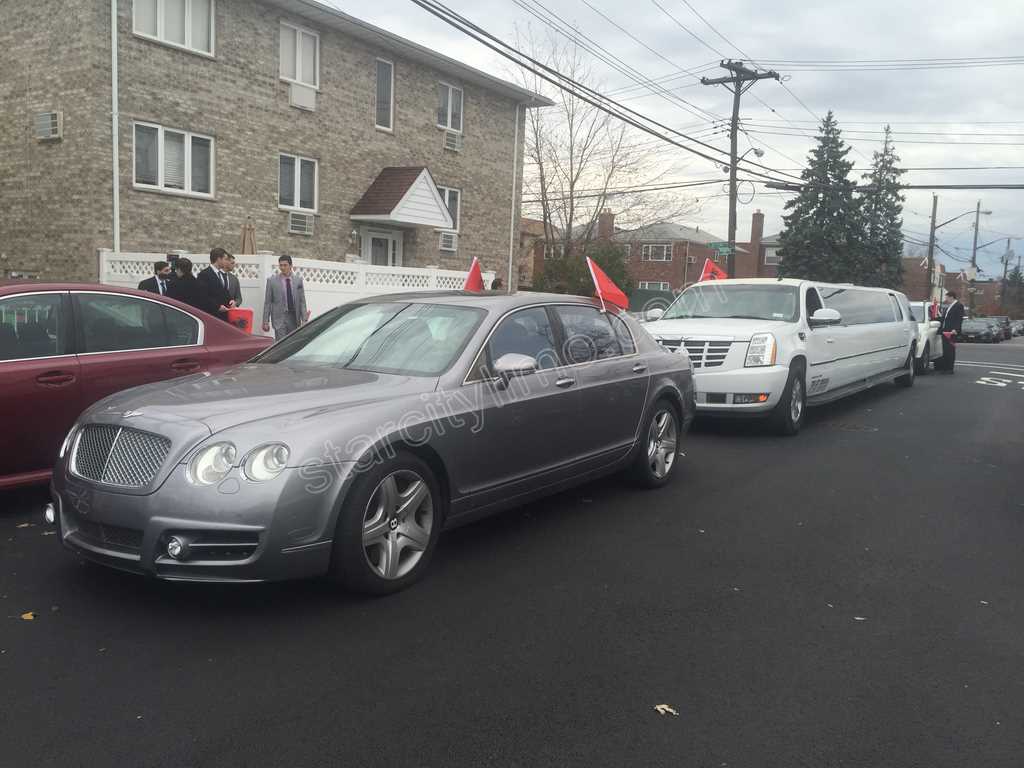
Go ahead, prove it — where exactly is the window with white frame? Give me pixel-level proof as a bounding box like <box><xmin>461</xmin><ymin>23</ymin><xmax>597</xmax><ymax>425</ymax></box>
<box><xmin>375</xmin><ymin>59</ymin><xmax>394</xmax><ymax>131</ymax></box>
<box><xmin>764</xmin><ymin>247</ymin><xmax>780</xmax><ymax>266</ymax></box>
<box><xmin>133</xmin><ymin>122</ymin><xmax>214</xmax><ymax>197</ymax></box>
<box><xmin>638</xmin><ymin>281</ymin><xmax>671</xmax><ymax>292</ymax></box>
<box><xmin>640</xmin><ymin>243</ymin><xmax>672</xmax><ymax>261</ymax></box>
<box><xmin>544</xmin><ymin>243</ymin><xmax>562</xmax><ymax>259</ymax></box>
<box><xmin>279</xmin><ymin>153</ymin><xmax>318</xmax><ymax>212</ymax></box>
<box><xmin>280</xmin><ymin>23</ymin><xmax>319</xmax><ymax>88</ymax></box>
<box><xmin>133</xmin><ymin>0</ymin><xmax>214</xmax><ymax>56</ymax></box>
<box><xmin>437</xmin><ymin>186</ymin><xmax>460</xmax><ymax>231</ymax></box>
<box><xmin>437</xmin><ymin>82</ymin><xmax>463</xmax><ymax>132</ymax></box>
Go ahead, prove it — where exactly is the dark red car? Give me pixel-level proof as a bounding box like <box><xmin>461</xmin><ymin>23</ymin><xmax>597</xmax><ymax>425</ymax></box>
<box><xmin>0</xmin><ymin>282</ymin><xmax>272</xmax><ymax>489</ymax></box>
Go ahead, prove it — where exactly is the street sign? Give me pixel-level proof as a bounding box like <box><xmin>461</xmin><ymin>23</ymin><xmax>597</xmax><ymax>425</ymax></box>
<box><xmin>707</xmin><ymin>241</ymin><xmax>734</xmax><ymax>256</ymax></box>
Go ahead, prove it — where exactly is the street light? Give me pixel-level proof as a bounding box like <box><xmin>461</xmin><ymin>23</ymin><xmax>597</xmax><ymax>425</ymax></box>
<box><xmin>723</xmin><ymin>147</ymin><xmax>764</xmax><ymax>174</ymax></box>
<box><xmin>926</xmin><ymin>199</ymin><xmax>992</xmax><ymax>303</ymax></box>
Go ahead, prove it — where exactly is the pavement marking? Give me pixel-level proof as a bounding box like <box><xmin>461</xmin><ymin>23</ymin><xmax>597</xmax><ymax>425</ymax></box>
<box><xmin>990</xmin><ymin>371</ymin><xmax>1024</xmax><ymax>378</ymax></box>
<box><xmin>654</xmin><ymin>704</ymin><xmax>679</xmax><ymax>717</ymax></box>
<box><xmin>957</xmin><ymin>361</ymin><xmax>1024</xmax><ymax>370</ymax></box>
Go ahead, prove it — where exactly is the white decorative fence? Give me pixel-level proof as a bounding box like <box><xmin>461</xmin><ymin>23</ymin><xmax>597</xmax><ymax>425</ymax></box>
<box><xmin>98</xmin><ymin>250</ymin><xmax>493</xmax><ymax>337</ymax></box>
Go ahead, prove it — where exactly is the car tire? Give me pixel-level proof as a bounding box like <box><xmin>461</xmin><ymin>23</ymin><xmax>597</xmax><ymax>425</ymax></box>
<box><xmin>896</xmin><ymin>346</ymin><xmax>916</xmax><ymax>388</ymax></box>
<box><xmin>914</xmin><ymin>343</ymin><xmax>930</xmax><ymax>375</ymax></box>
<box><xmin>630</xmin><ymin>399</ymin><xmax>682</xmax><ymax>488</ymax></box>
<box><xmin>328</xmin><ymin>450</ymin><xmax>442</xmax><ymax>595</ymax></box>
<box><xmin>770</xmin><ymin>362</ymin><xmax>806</xmax><ymax>436</ymax></box>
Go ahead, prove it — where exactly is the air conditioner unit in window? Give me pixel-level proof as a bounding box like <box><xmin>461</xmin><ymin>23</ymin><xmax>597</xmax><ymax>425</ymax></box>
<box><xmin>687</xmin><ymin>255</ymin><xmax>696</xmax><ymax>264</ymax></box>
<box><xmin>35</xmin><ymin>111</ymin><xmax>63</xmax><ymax>141</ymax></box>
<box><xmin>289</xmin><ymin>83</ymin><xmax>317</xmax><ymax>112</ymax></box>
<box><xmin>439</xmin><ymin>231</ymin><xmax>458</xmax><ymax>252</ymax></box>
<box><xmin>288</xmin><ymin>212</ymin><xmax>315</xmax><ymax>236</ymax></box>
<box><xmin>443</xmin><ymin>131</ymin><xmax>463</xmax><ymax>152</ymax></box>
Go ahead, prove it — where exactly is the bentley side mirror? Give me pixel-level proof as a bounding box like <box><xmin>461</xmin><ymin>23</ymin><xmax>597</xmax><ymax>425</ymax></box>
<box><xmin>492</xmin><ymin>353</ymin><xmax>539</xmax><ymax>388</ymax></box>
<box><xmin>809</xmin><ymin>308</ymin><xmax>842</xmax><ymax>328</ymax></box>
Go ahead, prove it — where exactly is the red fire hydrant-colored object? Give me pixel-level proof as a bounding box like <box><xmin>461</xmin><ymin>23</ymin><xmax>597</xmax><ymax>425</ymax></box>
<box><xmin>226</xmin><ymin>308</ymin><xmax>254</xmax><ymax>334</ymax></box>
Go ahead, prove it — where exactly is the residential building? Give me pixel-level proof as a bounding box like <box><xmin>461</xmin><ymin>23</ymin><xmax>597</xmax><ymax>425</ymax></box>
<box><xmin>901</xmin><ymin>255</ymin><xmax>944</xmax><ymax>302</ymax></box>
<box><xmin>0</xmin><ymin>0</ymin><xmax>549</xmax><ymax>283</ymax></box>
<box><xmin>611</xmin><ymin>216</ymin><xmax>737</xmax><ymax>292</ymax></box>
<box><xmin>735</xmin><ymin>210</ymin><xmax>780</xmax><ymax>279</ymax></box>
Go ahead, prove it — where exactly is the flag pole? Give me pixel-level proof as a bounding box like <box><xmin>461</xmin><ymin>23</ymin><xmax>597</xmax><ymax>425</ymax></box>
<box><xmin>586</xmin><ymin>257</ymin><xmax>607</xmax><ymax>313</ymax></box>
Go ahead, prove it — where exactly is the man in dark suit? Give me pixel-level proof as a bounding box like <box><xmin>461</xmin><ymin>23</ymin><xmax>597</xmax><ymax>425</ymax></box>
<box><xmin>138</xmin><ymin>261</ymin><xmax>174</xmax><ymax>297</ymax></box>
<box><xmin>937</xmin><ymin>290</ymin><xmax>964</xmax><ymax>374</ymax></box>
<box><xmin>196</xmin><ymin>247</ymin><xmax>235</xmax><ymax>322</ymax></box>
<box><xmin>224</xmin><ymin>254</ymin><xmax>244</xmax><ymax>308</ymax></box>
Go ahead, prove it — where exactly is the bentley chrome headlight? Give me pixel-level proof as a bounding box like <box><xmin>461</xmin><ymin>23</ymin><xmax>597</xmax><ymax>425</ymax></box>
<box><xmin>187</xmin><ymin>443</ymin><xmax>237</xmax><ymax>486</ymax></box>
<box><xmin>745</xmin><ymin>333</ymin><xmax>777</xmax><ymax>367</ymax></box>
<box><xmin>242</xmin><ymin>444</ymin><xmax>290</xmax><ymax>482</ymax></box>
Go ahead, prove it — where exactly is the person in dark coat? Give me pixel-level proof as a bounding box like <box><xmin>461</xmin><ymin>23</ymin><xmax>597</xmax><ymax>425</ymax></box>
<box><xmin>196</xmin><ymin>247</ymin><xmax>235</xmax><ymax>322</ymax></box>
<box><xmin>166</xmin><ymin>258</ymin><xmax>208</xmax><ymax>314</ymax></box>
<box><xmin>138</xmin><ymin>261</ymin><xmax>173</xmax><ymax>296</ymax></box>
<box><xmin>936</xmin><ymin>290</ymin><xmax>964</xmax><ymax>374</ymax></box>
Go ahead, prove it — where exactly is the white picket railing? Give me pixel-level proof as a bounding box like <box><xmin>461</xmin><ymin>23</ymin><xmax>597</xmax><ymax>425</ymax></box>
<box><xmin>98</xmin><ymin>250</ymin><xmax>493</xmax><ymax>336</ymax></box>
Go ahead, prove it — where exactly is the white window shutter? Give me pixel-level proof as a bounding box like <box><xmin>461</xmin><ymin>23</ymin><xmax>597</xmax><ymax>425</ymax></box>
<box><xmin>280</xmin><ymin>26</ymin><xmax>297</xmax><ymax>80</ymax></box>
<box><xmin>164</xmin><ymin>131</ymin><xmax>186</xmax><ymax>190</ymax></box>
<box><xmin>135</xmin><ymin>0</ymin><xmax>158</xmax><ymax>36</ymax></box>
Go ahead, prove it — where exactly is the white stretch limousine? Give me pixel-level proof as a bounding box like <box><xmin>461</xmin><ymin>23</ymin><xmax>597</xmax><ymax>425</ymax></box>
<box><xmin>643</xmin><ymin>279</ymin><xmax>918</xmax><ymax>435</ymax></box>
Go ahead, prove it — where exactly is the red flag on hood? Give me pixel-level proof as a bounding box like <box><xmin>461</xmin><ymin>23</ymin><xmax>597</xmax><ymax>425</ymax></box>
<box><xmin>586</xmin><ymin>257</ymin><xmax>629</xmax><ymax>310</ymax></box>
<box><xmin>463</xmin><ymin>257</ymin><xmax>484</xmax><ymax>292</ymax></box>
<box><xmin>699</xmin><ymin>258</ymin><xmax>728</xmax><ymax>282</ymax></box>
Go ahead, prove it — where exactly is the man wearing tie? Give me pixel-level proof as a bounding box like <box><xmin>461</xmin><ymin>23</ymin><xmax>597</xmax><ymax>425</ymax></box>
<box><xmin>138</xmin><ymin>261</ymin><xmax>173</xmax><ymax>296</ymax></box>
<box><xmin>262</xmin><ymin>254</ymin><xmax>309</xmax><ymax>339</ymax></box>
<box><xmin>936</xmin><ymin>290</ymin><xmax>964</xmax><ymax>374</ymax></box>
<box><xmin>196</xmin><ymin>247</ymin><xmax>236</xmax><ymax>322</ymax></box>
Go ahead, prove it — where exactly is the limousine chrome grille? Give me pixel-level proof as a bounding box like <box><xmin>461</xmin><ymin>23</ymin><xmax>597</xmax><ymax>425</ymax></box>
<box><xmin>71</xmin><ymin>425</ymin><xmax>171</xmax><ymax>489</ymax></box>
<box><xmin>682</xmin><ymin>339</ymin><xmax>732</xmax><ymax>369</ymax></box>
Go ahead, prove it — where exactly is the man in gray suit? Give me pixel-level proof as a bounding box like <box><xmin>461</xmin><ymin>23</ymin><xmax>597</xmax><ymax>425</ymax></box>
<box><xmin>262</xmin><ymin>254</ymin><xmax>309</xmax><ymax>339</ymax></box>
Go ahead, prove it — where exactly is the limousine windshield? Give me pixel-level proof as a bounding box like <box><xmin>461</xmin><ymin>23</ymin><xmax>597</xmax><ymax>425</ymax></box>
<box><xmin>662</xmin><ymin>283</ymin><xmax>800</xmax><ymax>322</ymax></box>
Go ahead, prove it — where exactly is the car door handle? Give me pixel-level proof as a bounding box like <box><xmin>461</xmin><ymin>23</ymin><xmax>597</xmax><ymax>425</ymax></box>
<box><xmin>826</xmin><ymin>338</ymin><xmax>836</xmax><ymax>344</ymax></box>
<box><xmin>555</xmin><ymin>377</ymin><xmax>576</xmax><ymax>388</ymax></box>
<box><xmin>36</xmin><ymin>371</ymin><xmax>75</xmax><ymax>386</ymax></box>
<box><xmin>632</xmin><ymin>363</ymin><xmax>648</xmax><ymax>373</ymax></box>
<box><xmin>171</xmin><ymin>359</ymin><xmax>201</xmax><ymax>372</ymax></box>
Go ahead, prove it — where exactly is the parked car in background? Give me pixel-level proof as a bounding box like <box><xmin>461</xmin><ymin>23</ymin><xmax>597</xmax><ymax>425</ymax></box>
<box><xmin>48</xmin><ymin>292</ymin><xmax>696</xmax><ymax>593</ymax></box>
<box><xmin>986</xmin><ymin>316</ymin><xmax>1013</xmax><ymax>340</ymax></box>
<box><xmin>908</xmin><ymin>301</ymin><xmax>944</xmax><ymax>375</ymax></box>
<box><xmin>643</xmin><ymin>279</ymin><xmax>918</xmax><ymax>436</ymax></box>
<box><xmin>0</xmin><ymin>283</ymin><xmax>271</xmax><ymax>489</ymax></box>
<box><xmin>1013</xmin><ymin>320</ymin><xmax>1024</xmax><ymax>336</ymax></box>
<box><xmin>960</xmin><ymin>319</ymin><xmax>997</xmax><ymax>343</ymax></box>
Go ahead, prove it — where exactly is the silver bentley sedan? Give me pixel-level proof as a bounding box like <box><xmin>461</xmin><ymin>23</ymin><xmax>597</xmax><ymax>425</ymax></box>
<box><xmin>47</xmin><ymin>292</ymin><xmax>696</xmax><ymax>593</ymax></box>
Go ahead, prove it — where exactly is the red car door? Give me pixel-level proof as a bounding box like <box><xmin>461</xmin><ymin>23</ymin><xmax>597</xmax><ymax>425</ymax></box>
<box><xmin>72</xmin><ymin>291</ymin><xmax>211</xmax><ymax>408</ymax></box>
<box><xmin>0</xmin><ymin>291</ymin><xmax>82</xmax><ymax>487</ymax></box>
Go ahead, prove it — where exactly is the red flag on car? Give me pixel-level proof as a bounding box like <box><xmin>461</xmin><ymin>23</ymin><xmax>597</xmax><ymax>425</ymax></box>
<box><xmin>463</xmin><ymin>257</ymin><xmax>485</xmax><ymax>292</ymax></box>
<box><xmin>586</xmin><ymin>257</ymin><xmax>629</xmax><ymax>311</ymax></box>
<box><xmin>699</xmin><ymin>258</ymin><xmax>728</xmax><ymax>282</ymax></box>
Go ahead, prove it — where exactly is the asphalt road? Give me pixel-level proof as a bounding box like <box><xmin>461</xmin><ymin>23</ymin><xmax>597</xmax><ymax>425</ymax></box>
<box><xmin>3</xmin><ymin>340</ymin><xmax>1024</xmax><ymax>767</ymax></box>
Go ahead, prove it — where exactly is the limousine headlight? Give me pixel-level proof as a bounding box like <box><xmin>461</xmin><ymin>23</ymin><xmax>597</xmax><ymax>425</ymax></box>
<box><xmin>187</xmin><ymin>442</ymin><xmax>237</xmax><ymax>486</ymax></box>
<box><xmin>745</xmin><ymin>333</ymin><xmax>777</xmax><ymax>367</ymax></box>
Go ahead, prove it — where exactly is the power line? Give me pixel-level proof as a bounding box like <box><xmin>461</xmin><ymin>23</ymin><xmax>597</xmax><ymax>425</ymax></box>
<box><xmin>406</xmin><ymin>0</ymin><xmax>801</xmax><ymax>184</ymax></box>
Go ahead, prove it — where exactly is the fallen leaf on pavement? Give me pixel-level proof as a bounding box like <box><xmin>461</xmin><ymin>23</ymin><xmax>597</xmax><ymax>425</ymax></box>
<box><xmin>20</xmin><ymin>612</ymin><xmax>36</xmax><ymax>621</ymax></box>
<box><xmin>42</xmin><ymin>531</ymin><xmax>56</xmax><ymax>537</ymax></box>
<box><xmin>853</xmin><ymin>616</ymin><xmax>867</xmax><ymax>622</ymax></box>
<box><xmin>980</xmin><ymin>600</ymin><xmax>990</xmax><ymax>606</ymax></box>
<box><xmin>15</xmin><ymin>523</ymin><xmax>34</xmax><ymax>529</ymax></box>
<box><xmin>654</xmin><ymin>704</ymin><xmax>679</xmax><ymax>716</ymax></box>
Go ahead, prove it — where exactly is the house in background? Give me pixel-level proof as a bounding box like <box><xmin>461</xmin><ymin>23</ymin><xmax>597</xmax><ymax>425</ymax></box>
<box><xmin>735</xmin><ymin>210</ymin><xmax>780</xmax><ymax>279</ymax></box>
<box><xmin>0</xmin><ymin>0</ymin><xmax>550</xmax><ymax>283</ymax></box>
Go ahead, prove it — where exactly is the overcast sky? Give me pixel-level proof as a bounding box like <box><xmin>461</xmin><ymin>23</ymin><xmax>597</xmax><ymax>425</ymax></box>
<box><xmin>335</xmin><ymin>0</ymin><xmax>1023</xmax><ymax>279</ymax></box>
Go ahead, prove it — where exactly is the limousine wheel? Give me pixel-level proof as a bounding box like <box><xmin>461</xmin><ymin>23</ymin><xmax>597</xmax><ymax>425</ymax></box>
<box><xmin>329</xmin><ymin>451</ymin><xmax>442</xmax><ymax>594</ymax></box>
<box><xmin>771</xmin><ymin>362</ymin><xmax>807</xmax><ymax>436</ymax></box>
<box><xmin>914</xmin><ymin>343</ymin><xmax>931</xmax><ymax>376</ymax></box>
<box><xmin>896</xmin><ymin>346</ymin><xmax>916</xmax><ymax>388</ymax></box>
<box><xmin>631</xmin><ymin>399</ymin><xmax>681</xmax><ymax>488</ymax></box>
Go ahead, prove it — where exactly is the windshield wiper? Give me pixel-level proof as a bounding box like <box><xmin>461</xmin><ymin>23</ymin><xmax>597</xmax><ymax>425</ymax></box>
<box><xmin>721</xmin><ymin>314</ymin><xmax>773</xmax><ymax>320</ymax></box>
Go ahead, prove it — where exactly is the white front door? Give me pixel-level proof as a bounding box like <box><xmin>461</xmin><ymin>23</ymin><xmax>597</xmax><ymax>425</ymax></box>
<box><xmin>362</xmin><ymin>229</ymin><xmax>403</xmax><ymax>267</ymax></box>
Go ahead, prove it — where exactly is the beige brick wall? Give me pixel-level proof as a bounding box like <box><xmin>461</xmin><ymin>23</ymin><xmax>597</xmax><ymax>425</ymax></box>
<box><xmin>1</xmin><ymin>0</ymin><xmax>528</xmax><ymax>283</ymax></box>
<box><xmin>0</xmin><ymin>0</ymin><xmax>111</xmax><ymax>281</ymax></box>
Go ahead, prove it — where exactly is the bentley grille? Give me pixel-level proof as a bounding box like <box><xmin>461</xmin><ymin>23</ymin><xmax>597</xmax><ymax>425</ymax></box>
<box><xmin>71</xmin><ymin>425</ymin><xmax>171</xmax><ymax>489</ymax></box>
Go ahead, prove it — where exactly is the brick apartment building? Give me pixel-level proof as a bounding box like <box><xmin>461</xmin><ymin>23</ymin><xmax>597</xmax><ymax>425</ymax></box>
<box><xmin>0</xmin><ymin>0</ymin><xmax>549</xmax><ymax>282</ymax></box>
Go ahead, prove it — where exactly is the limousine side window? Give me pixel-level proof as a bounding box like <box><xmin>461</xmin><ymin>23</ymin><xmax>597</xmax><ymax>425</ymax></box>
<box><xmin>819</xmin><ymin>288</ymin><xmax>896</xmax><ymax>325</ymax></box>
<box><xmin>0</xmin><ymin>294</ymin><xmax>67</xmax><ymax>361</ymax></box>
<box><xmin>888</xmin><ymin>295</ymin><xmax>904</xmax><ymax>321</ymax></box>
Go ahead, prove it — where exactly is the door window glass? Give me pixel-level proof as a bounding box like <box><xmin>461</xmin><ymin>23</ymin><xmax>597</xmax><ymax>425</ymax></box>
<box><xmin>0</xmin><ymin>294</ymin><xmax>66</xmax><ymax>360</ymax></box>
<box><xmin>554</xmin><ymin>305</ymin><xmax>622</xmax><ymax>364</ymax></box>
<box><xmin>476</xmin><ymin>307</ymin><xmax>559</xmax><ymax>378</ymax></box>
<box><xmin>805</xmin><ymin>287</ymin><xmax>823</xmax><ymax>319</ymax></box>
<box><xmin>77</xmin><ymin>294</ymin><xmax>195</xmax><ymax>352</ymax></box>
<box><xmin>608</xmin><ymin>313</ymin><xmax>636</xmax><ymax>355</ymax></box>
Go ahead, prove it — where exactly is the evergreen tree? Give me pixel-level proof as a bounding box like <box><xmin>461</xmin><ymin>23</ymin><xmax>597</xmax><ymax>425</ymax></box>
<box><xmin>859</xmin><ymin>126</ymin><xmax>906</xmax><ymax>287</ymax></box>
<box><xmin>778</xmin><ymin>111</ymin><xmax>862</xmax><ymax>282</ymax></box>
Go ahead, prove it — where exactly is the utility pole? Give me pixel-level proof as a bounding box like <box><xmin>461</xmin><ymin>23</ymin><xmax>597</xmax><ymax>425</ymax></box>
<box><xmin>969</xmin><ymin>200</ymin><xmax>981</xmax><ymax>313</ymax></box>
<box><xmin>701</xmin><ymin>61</ymin><xmax>779</xmax><ymax>278</ymax></box>
<box><xmin>1000</xmin><ymin>238</ymin><xmax>1012</xmax><ymax>312</ymax></box>
<box><xmin>925</xmin><ymin>194</ymin><xmax>938</xmax><ymax>302</ymax></box>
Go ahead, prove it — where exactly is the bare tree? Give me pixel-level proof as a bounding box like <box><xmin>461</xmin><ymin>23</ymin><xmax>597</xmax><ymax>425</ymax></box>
<box><xmin>512</xmin><ymin>27</ymin><xmax>699</xmax><ymax>258</ymax></box>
